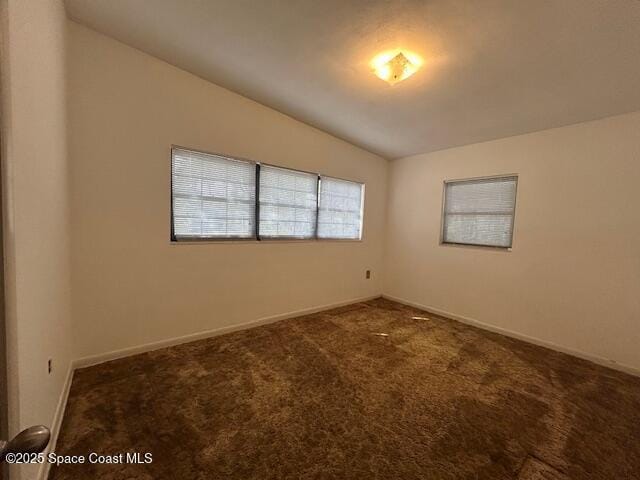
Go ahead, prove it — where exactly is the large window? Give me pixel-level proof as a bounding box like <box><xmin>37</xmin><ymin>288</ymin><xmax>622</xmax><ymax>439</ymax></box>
<box><xmin>441</xmin><ymin>175</ymin><xmax>518</xmax><ymax>248</ymax></box>
<box><xmin>171</xmin><ymin>147</ymin><xmax>365</xmax><ymax>241</ymax></box>
<box><xmin>318</xmin><ymin>176</ymin><xmax>364</xmax><ymax>240</ymax></box>
<box><xmin>259</xmin><ymin>165</ymin><xmax>318</xmax><ymax>239</ymax></box>
<box><xmin>171</xmin><ymin>148</ymin><xmax>256</xmax><ymax>239</ymax></box>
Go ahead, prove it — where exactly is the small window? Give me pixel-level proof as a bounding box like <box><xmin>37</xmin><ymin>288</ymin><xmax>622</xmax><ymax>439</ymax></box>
<box><xmin>258</xmin><ymin>165</ymin><xmax>318</xmax><ymax>239</ymax></box>
<box><xmin>442</xmin><ymin>175</ymin><xmax>518</xmax><ymax>248</ymax></box>
<box><xmin>318</xmin><ymin>176</ymin><xmax>364</xmax><ymax>240</ymax></box>
<box><xmin>171</xmin><ymin>147</ymin><xmax>256</xmax><ymax>240</ymax></box>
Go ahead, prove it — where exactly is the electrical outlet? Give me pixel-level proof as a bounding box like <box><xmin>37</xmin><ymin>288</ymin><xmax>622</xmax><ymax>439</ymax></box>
<box><xmin>48</xmin><ymin>358</ymin><xmax>52</xmax><ymax>374</ymax></box>
<box><xmin>366</xmin><ymin>270</ymin><xmax>371</xmax><ymax>279</ymax></box>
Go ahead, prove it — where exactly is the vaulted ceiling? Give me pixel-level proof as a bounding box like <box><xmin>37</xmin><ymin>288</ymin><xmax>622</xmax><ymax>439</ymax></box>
<box><xmin>65</xmin><ymin>0</ymin><xmax>640</xmax><ymax>159</ymax></box>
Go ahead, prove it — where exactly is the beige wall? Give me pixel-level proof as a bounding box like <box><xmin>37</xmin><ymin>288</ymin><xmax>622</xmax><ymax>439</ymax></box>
<box><xmin>2</xmin><ymin>14</ymin><xmax>637</xmax><ymax>474</ymax></box>
<box><xmin>385</xmin><ymin>111</ymin><xmax>640</xmax><ymax>372</ymax></box>
<box><xmin>0</xmin><ymin>0</ymin><xmax>72</xmax><ymax>478</ymax></box>
<box><xmin>68</xmin><ymin>22</ymin><xmax>388</xmax><ymax>360</ymax></box>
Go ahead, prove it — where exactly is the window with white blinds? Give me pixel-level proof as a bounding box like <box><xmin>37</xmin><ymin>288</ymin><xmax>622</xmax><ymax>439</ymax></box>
<box><xmin>258</xmin><ymin>165</ymin><xmax>318</xmax><ymax>238</ymax></box>
<box><xmin>171</xmin><ymin>148</ymin><xmax>256</xmax><ymax>239</ymax></box>
<box><xmin>318</xmin><ymin>176</ymin><xmax>364</xmax><ymax>240</ymax></box>
<box><xmin>442</xmin><ymin>176</ymin><xmax>518</xmax><ymax>248</ymax></box>
<box><xmin>171</xmin><ymin>146</ymin><xmax>366</xmax><ymax>241</ymax></box>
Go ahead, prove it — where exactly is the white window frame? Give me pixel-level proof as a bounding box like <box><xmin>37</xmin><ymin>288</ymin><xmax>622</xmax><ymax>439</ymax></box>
<box><xmin>440</xmin><ymin>174</ymin><xmax>518</xmax><ymax>250</ymax></box>
<box><xmin>257</xmin><ymin>163</ymin><xmax>320</xmax><ymax>240</ymax></box>
<box><xmin>170</xmin><ymin>146</ymin><xmax>258</xmax><ymax>242</ymax></box>
<box><xmin>317</xmin><ymin>176</ymin><xmax>365</xmax><ymax>241</ymax></box>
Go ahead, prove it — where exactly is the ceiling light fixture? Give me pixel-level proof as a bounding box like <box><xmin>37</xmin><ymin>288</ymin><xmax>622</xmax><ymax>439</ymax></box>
<box><xmin>371</xmin><ymin>50</ymin><xmax>423</xmax><ymax>86</ymax></box>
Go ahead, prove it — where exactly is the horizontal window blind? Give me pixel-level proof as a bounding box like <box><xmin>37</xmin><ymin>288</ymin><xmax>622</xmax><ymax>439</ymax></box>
<box><xmin>318</xmin><ymin>176</ymin><xmax>364</xmax><ymax>240</ymax></box>
<box><xmin>442</xmin><ymin>176</ymin><xmax>517</xmax><ymax>248</ymax></box>
<box><xmin>171</xmin><ymin>148</ymin><xmax>256</xmax><ymax>239</ymax></box>
<box><xmin>259</xmin><ymin>165</ymin><xmax>318</xmax><ymax>238</ymax></box>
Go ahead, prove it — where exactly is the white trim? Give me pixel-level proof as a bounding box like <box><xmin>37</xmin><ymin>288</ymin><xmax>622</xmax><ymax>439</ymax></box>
<box><xmin>37</xmin><ymin>365</ymin><xmax>74</xmax><ymax>480</ymax></box>
<box><xmin>382</xmin><ymin>294</ymin><xmax>640</xmax><ymax>377</ymax></box>
<box><xmin>40</xmin><ymin>292</ymin><xmax>640</xmax><ymax>480</ymax></box>
<box><xmin>74</xmin><ymin>295</ymin><xmax>381</xmax><ymax>369</ymax></box>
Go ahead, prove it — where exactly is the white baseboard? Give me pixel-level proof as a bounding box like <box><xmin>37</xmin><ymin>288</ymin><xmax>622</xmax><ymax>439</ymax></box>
<box><xmin>382</xmin><ymin>294</ymin><xmax>640</xmax><ymax>377</ymax></box>
<box><xmin>33</xmin><ymin>295</ymin><xmax>377</xmax><ymax>478</ymax></box>
<box><xmin>28</xmin><ymin>292</ymin><xmax>639</xmax><ymax>480</ymax></box>
<box><xmin>74</xmin><ymin>294</ymin><xmax>381</xmax><ymax>369</ymax></box>
<box><xmin>37</xmin><ymin>365</ymin><xmax>74</xmax><ymax>480</ymax></box>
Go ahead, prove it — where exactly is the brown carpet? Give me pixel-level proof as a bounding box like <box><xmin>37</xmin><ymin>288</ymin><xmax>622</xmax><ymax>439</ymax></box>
<box><xmin>50</xmin><ymin>298</ymin><xmax>640</xmax><ymax>479</ymax></box>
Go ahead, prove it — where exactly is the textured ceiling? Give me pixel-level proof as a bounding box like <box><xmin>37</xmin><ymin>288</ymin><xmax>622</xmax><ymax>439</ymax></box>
<box><xmin>65</xmin><ymin>0</ymin><xmax>640</xmax><ymax>159</ymax></box>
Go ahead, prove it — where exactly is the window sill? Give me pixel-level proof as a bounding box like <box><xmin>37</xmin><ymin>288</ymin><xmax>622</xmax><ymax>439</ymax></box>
<box><xmin>439</xmin><ymin>241</ymin><xmax>512</xmax><ymax>252</ymax></box>
<box><xmin>170</xmin><ymin>238</ymin><xmax>364</xmax><ymax>245</ymax></box>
